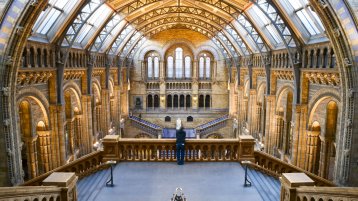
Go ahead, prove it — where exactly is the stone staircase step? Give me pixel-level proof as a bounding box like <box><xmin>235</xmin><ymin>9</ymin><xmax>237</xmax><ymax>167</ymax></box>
<box><xmin>248</xmin><ymin>168</ymin><xmax>280</xmax><ymax>201</ymax></box>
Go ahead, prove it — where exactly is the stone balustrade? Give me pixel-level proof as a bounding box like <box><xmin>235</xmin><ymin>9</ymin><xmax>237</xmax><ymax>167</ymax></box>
<box><xmin>0</xmin><ymin>172</ymin><xmax>77</xmax><ymax>201</ymax></box>
<box><xmin>280</xmin><ymin>173</ymin><xmax>358</xmax><ymax>201</ymax></box>
<box><xmin>102</xmin><ymin>135</ymin><xmax>255</xmax><ymax>162</ymax></box>
<box><xmin>253</xmin><ymin>151</ymin><xmax>335</xmax><ymax>186</ymax></box>
<box><xmin>21</xmin><ymin>151</ymin><xmax>106</xmax><ymax>186</ymax></box>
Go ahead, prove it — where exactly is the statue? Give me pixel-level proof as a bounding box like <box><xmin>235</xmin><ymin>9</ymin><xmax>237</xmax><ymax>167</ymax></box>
<box><xmin>176</xmin><ymin>118</ymin><xmax>182</xmax><ymax>130</ymax></box>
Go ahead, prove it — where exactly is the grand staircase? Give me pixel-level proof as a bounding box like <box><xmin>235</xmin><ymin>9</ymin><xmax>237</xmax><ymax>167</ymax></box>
<box><xmin>195</xmin><ymin>114</ymin><xmax>229</xmax><ymax>136</ymax></box>
<box><xmin>128</xmin><ymin>115</ymin><xmax>162</xmax><ymax>137</ymax></box>
<box><xmin>77</xmin><ymin>168</ymin><xmax>110</xmax><ymax>201</ymax></box>
<box><xmin>248</xmin><ymin>168</ymin><xmax>281</xmax><ymax>201</ymax></box>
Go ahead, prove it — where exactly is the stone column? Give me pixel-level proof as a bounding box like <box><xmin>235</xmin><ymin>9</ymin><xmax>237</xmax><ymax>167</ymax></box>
<box><xmin>304</xmin><ymin>130</ymin><xmax>320</xmax><ymax>173</ymax></box>
<box><xmin>121</xmin><ymin>83</ymin><xmax>129</xmax><ymax>116</ymax></box>
<box><xmin>55</xmin><ymin>105</ymin><xmax>66</xmax><ymax>165</ymax></box>
<box><xmin>291</xmin><ymin>104</ymin><xmax>308</xmax><ymax>168</ymax></box>
<box><xmin>160</xmin><ymin>61</ymin><xmax>164</xmax><ymax>79</ymax></box>
<box><xmin>264</xmin><ymin>95</ymin><xmax>276</xmax><ymax>154</ymax></box>
<box><xmin>237</xmin><ymin>86</ymin><xmax>244</xmax><ymax>135</ymax></box>
<box><xmin>101</xmin><ymin>89</ymin><xmax>111</xmax><ymax>137</ymax></box>
<box><xmin>43</xmin><ymin>172</ymin><xmax>78</xmax><ymax>201</ymax></box>
<box><xmin>193</xmin><ymin>59</ymin><xmax>198</xmax><ymax>79</ymax></box>
<box><xmin>113</xmin><ymin>85</ymin><xmax>121</xmax><ymax>126</ymax></box>
<box><xmin>23</xmin><ymin>136</ymin><xmax>38</xmax><ymax>179</ymax></box>
<box><xmin>67</xmin><ymin>119</ymin><xmax>75</xmax><ymax>157</ymax></box>
<box><xmin>247</xmin><ymin>89</ymin><xmax>257</xmax><ymax>137</ymax></box>
<box><xmin>37</xmin><ymin>131</ymin><xmax>51</xmax><ymax>173</ymax></box>
<box><xmin>229</xmin><ymin>83</ymin><xmax>238</xmax><ymax>116</ymax></box>
<box><xmin>279</xmin><ymin>173</ymin><xmax>314</xmax><ymax>201</ymax></box>
<box><xmin>81</xmin><ymin>95</ymin><xmax>93</xmax><ymax>154</ymax></box>
<box><xmin>318</xmin><ymin>136</ymin><xmax>328</xmax><ymax>178</ymax></box>
<box><xmin>49</xmin><ymin>105</ymin><xmax>60</xmax><ymax>168</ymax></box>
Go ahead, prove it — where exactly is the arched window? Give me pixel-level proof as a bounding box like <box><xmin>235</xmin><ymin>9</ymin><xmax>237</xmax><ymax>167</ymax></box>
<box><xmin>147</xmin><ymin>95</ymin><xmax>153</xmax><ymax>108</ymax></box>
<box><xmin>167</xmin><ymin>95</ymin><xmax>172</xmax><ymax>108</ymax></box>
<box><xmin>173</xmin><ymin>95</ymin><xmax>179</xmax><ymax>108</ymax></box>
<box><xmin>185</xmin><ymin>56</ymin><xmax>191</xmax><ymax>78</ymax></box>
<box><xmin>186</xmin><ymin>95</ymin><xmax>191</xmax><ymax>108</ymax></box>
<box><xmin>199</xmin><ymin>57</ymin><xmax>204</xmax><ymax>78</ymax></box>
<box><xmin>199</xmin><ymin>95</ymin><xmax>204</xmax><ymax>108</ymax></box>
<box><xmin>205</xmin><ymin>95</ymin><xmax>210</xmax><ymax>108</ymax></box>
<box><xmin>167</xmin><ymin>56</ymin><xmax>174</xmax><ymax>78</ymax></box>
<box><xmin>205</xmin><ymin>57</ymin><xmax>211</xmax><ymax>78</ymax></box>
<box><xmin>154</xmin><ymin>95</ymin><xmax>159</xmax><ymax>108</ymax></box>
<box><xmin>180</xmin><ymin>95</ymin><xmax>185</xmax><ymax>108</ymax></box>
<box><xmin>154</xmin><ymin>57</ymin><xmax>159</xmax><ymax>78</ymax></box>
<box><xmin>147</xmin><ymin>57</ymin><xmax>153</xmax><ymax>78</ymax></box>
<box><xmin>175</xmin><ymin>48</ymin><xmax>183</xmax><ymax>78</ymax></box>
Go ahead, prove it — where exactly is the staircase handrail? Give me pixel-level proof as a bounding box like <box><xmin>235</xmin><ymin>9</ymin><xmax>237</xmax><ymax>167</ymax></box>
<box><xmin>254</xmin><ymin>151</ymin><xmax>335</xmax><ymax>186</ymax></box>
<box><xmin>196</xmin><ymin>114</ymin><xmax>229</xmax><ymax>130</ymax></box>
<box><xmin>21</xmin><ymin>151</ymin><xmax>106</xmax><ymax>186</ymax></box>
<box><xmin>129</xmin><ymin>115</ymin><xmax>162</xmax><ymax>130</ymax></box>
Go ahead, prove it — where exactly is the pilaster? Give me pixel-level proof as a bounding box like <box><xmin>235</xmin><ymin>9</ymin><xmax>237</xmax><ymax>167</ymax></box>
<box><xmin>81</xmin><ymin>95</ymin><xmax>93</xmax><ymax>154</ymax></box>
<box><xmin>265</xmin><ymin>95</ymin><xmax>276</xmax><ymax>154</ymax></box>
<box><xmin>291</xmin><ymin>104</ymin><xmax>308</xmax><ymax>167</ymax></box>
<box><xmin>248</xmin><ymin>89</ymin><xmax>257</xmax><ymax>137</ymax></box>
<box><xmin>100</xmin><ymin>89</ymin><xmax>111</xmax><ymax>137</ymax></box>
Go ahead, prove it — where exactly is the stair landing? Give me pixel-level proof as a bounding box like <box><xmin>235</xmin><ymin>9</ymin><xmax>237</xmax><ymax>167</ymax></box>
<box><xmin>77</xmin><ymin>162</ymin><xmax>280</xmax><ymax>201</ymax></box>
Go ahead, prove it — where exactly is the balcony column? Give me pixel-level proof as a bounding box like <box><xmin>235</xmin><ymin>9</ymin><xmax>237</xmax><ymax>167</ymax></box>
<box><xmin>37</xmin><ymin>130</ymin><xmax>52</xmax><ymax>172</ymax></box>
<box><xmin>81</xmin><ymin>95</ymin><xmax>93</xmax><ymax>154</ymax></box>
<box><xmin>318</xmin><ymin>136</ymin><xmax>328</xmax><ymax>178</ymax></box>
<box><xmin>101</xmin><ymin>89</ymin><xmax>111</xmax><ymax>137</ymax></box>
<box><xmin>23</xmin><ymin>136</ymin><xmax>39</xmax><ymax>179</ymax></box>
<box><xmin>74</xmin><ymin>115</ymin><xmax>83</xmax><ymax>156</ymax></box>
<box><xmin>291</xmin><ymin>104</ymin><xmax>308</xmax><ymax>168</ymax></box>
<box><xmin>113</xmin><ymin>85</ymin><xmax>121</xmax><ymax>132</ymax></box>
<box><xmin>247</xmin><ymin>89</ymin><xmax>257</xmax><ymax>137</ymax></box>
<box><xmin>66</xmin><ymin>119</ymin><xmax>75</xmax><ymax>157</ymax></box>
<box><xmin>160</xmin><ymin>60</ymin><xmax>165</xmax><ymax>79</ymax></box>
<box><xmin>304</xmin><ymin>130</ymin><xmax>320</xmax><ymax>173</ymax></box>
<box><xmin>237</xmin><ymin>85</ymin><xmax>244</xmax><ymax>135</ymax></box>
<box><xmin>264</xmin><ymin>95</ymin><xmax>276</xmax><ymax>154</ymax></box>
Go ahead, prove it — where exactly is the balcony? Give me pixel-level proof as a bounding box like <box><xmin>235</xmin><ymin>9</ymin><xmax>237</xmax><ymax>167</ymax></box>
<box><xmin>1</xmin><ymin>136</ymin><xmax>356</xmax><ymax>201</ymax></box>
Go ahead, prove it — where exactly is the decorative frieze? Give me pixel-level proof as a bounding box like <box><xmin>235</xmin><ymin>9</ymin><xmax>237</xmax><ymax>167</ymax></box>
<box><xmin>304</xmin><ymin>71</ymin><xmax>340</xmax><ymax>86</ymax></box>
<box><xmin>17</xmin><ymin>70</ymin><xmax>54</xmax><ymax>86</ymax></box>
<box><xmin>64</xmin><ymin>69</ymin><xmax>85</xmax><ymax>80</ymax></box>
<box><xmin>272</xmin><ymin>70</ymin><xmax>294</xmax><ymax>80</ymax></box>
<box><xmin>92</xmin><ymin>68</ymin><xmax>105</xmax><ymax>77</ymax></box>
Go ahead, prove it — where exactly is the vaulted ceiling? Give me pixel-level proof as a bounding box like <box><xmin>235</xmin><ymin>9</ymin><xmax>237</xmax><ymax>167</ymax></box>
<box><xmin>30</xmin><ymin>0</ymin><xmax>327</xmax><ymax>63</ymax></box>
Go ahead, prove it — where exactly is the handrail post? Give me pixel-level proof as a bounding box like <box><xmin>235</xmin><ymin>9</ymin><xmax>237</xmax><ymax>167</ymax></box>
<box><xmin>238</xmin><ymin>135</ymin><xmax>255</xmax><ymax>162</ymax></box>
<box><xmin>102</xmin><ymin>135</ymin><xmax>120</xmax><ymax>162</ymax></box>
<box><xmin>42</xmin><ymin>172</ymin><xmax>78</xmax><ymax>201</ymax></box>
<box><xmin>280</xmin><ymin>173</ymin><xmax>314</xmax><ymax>201</ymax></box>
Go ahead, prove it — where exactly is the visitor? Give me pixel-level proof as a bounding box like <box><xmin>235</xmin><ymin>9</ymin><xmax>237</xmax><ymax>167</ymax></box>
<box><xmin>176</xmin><ymin>124</ymin><xmax>186</xmax><ymax>165</ymax></box>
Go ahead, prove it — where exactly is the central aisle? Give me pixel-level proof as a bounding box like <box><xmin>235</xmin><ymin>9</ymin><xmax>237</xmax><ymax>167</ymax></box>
<box><xmin>77</xmin><ymin>162</ymin><xmax>266</xmax><ymax>201</ymax></box>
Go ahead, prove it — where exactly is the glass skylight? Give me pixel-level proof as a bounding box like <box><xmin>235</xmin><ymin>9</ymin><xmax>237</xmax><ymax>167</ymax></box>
<box><xmin>287</xmin><ymin>0</ymin><xmax>324</xmax><ymax>36</ymax></box>
<box><xmin>33</xmin><ymin>0</ymin><xmax>77</xmax><ymax>36</ymax></box>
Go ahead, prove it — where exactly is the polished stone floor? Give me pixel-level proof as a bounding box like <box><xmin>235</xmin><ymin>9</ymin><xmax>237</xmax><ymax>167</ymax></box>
<box><xmin>77</xmin><ymin>162</ymin><xmax>279</xmax><ymax>201</ymax></box>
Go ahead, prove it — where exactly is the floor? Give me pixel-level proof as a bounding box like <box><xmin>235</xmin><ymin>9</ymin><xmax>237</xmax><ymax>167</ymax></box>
<box><xmin>77</xmin><ymin>162</ymin><xmax>280</xmax><ymax>201</ymax></box>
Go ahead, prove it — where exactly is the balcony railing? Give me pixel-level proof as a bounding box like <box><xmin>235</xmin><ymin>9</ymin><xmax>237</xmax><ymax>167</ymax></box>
<box><xmin>102</xmin><ymin>135</ymin><xmax>256</xmax><ymax>163</ymax></box>
<box><xmin>252</xmin><ymin>151</ymin><xmax>335</xmax><ymax>187</ymax></box>
<box><xmin>0</xmin><ymin>137</ymin><xmax>356</xmax><ymax>201</ymax></box>
<box><xmin>21</xmin><ymin>151</ymin><xmax>106</xmax><ymax>186</ymax></box>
